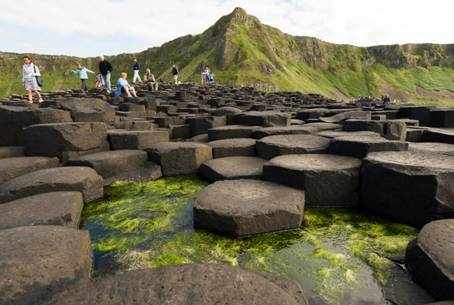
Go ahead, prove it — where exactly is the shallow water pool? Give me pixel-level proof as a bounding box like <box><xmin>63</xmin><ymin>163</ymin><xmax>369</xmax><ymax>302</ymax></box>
<box><xmin>82</xmin><ymin>176</ymin><xmax>421</xmax><ymax>305</ymax></box>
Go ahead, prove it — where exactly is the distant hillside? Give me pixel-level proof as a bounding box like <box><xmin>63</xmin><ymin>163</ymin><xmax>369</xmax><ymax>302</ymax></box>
<box><xmin>2</xmin><ymin>7</ymin><xmax>454</xmax><ymax>105</ymax></box>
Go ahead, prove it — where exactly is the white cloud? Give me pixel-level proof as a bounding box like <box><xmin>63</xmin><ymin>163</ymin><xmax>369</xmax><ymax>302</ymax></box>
<box><xmin>2</xmin><ymin>0</ymin><xmax>453</xmax><ymax>56</ymax></box>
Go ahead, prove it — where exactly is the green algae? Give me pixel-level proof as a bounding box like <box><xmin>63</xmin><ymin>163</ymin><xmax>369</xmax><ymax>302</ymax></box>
<box><xmin>82</xmin><ymin>176</ymin><xmax>417</xmax><ymax>304</ymax></box>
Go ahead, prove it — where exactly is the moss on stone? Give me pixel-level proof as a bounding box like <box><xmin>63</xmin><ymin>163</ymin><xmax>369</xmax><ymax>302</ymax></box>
<box><xmin>82</xmin><ymin>176</ymin><xmax>417</xmax><ymax>304</ymax></box>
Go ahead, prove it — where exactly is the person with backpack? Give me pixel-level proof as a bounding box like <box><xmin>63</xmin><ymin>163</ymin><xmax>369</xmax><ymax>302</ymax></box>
<box><xmin>22</xmin><ymin>56</ymin><xmax>43</xmax><ymax>104</ymax></box>
<box><xmin>171</xmin><ymin>65</ymin><xmax>180</xmax><ymax>85</ymax></box>
<box><xmin>132</xmin><ymin>58</ymin><xmax>142</xmax><ymax>83</ymax></box>
<box><xmin>98</xmin><ymin>55</ymin><xmax>113</xmax><ymax>93</ymax></box>
<box><xmin>72</xmin><ymin>63</ymin><xmax>95</xmax><ymax>92</ymax></box>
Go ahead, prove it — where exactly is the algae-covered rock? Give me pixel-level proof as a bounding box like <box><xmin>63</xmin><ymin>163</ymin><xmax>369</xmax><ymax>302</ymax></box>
<box><xmin>82</xmin><ymin>176</ymin><xmax>418</xmax><ymax>305</ymax></box>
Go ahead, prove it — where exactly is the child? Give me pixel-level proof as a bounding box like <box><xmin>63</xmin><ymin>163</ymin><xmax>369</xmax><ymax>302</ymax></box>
<box><xmin>72</xmin><ymin>64</ymin><xmax>95</xmax><ymax>91</ymax></box>
<box><xmin>95</xmin><ymin>74</ymin><xmax>103</xmax><ymax>88</ymax></box>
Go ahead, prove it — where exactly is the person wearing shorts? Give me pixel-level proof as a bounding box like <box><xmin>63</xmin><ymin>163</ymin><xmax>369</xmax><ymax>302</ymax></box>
<box><xmin>22</xmin><ymin>56</ymin><xmax>43</xmax><ymax>104</ymax></box>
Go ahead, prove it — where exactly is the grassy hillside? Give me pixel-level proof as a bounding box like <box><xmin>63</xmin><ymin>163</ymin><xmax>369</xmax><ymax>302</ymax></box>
<box><xmin>1</xmin><ymin>8</ymin><xmax>454</xmax><ymax>105</ymax></box>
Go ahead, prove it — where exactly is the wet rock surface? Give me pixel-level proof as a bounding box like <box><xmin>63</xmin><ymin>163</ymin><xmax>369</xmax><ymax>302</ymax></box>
<box><xmin>44</xmin><ymin>264</ymin><xmax>306</xmax><ymax>305</ymax></box>
<box><xmin>193</xmin><ymin>179</ymin><xmax>305</xmax><ymax>236</ymax></box>
<box><xmin>406</xmin><ymin>220</ymin><xmax>454</xmax><ymax>300</ymax></box>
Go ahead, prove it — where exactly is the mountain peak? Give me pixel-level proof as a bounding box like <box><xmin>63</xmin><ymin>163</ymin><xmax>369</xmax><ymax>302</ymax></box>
<box><xmin>231</xmin><ymin>7</ymin><xmax>247</xmax><ymax>18</ymax></box>
<box><xmin>226</xmin><ymin>7</ymin><xmax>253</xmax><ymax>25</ymax></box>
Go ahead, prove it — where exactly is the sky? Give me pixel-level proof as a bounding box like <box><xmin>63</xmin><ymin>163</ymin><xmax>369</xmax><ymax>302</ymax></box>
<box><xmin>1</xmin><ymin>0</ymin><xmax>453</xmax><ymax>57</ymax></box>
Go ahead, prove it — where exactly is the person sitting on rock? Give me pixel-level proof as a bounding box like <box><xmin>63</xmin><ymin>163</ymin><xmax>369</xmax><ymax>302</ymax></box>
<box><xmin>171</xmin><ymin>65</ymin><xmax>180</xmax><ymax>85</ymax></box>
<box><xmin>144</xmin><ymin>68</ymin><xmax>158</xmax><ymax>91</ymax></box>
<box><xmin>114</xmin><ymin>72</ymin><xmax>138</xmax><ymax>98</ymax></box>
<box><xmin>72</xmin><ymin>63</ymin><xmax>95</xmax><ymax>92</ymax></box>
<box><xmin>22</xmin><ymin>56</ymin><xmax>44</xmax><ymax>104</ymax></box>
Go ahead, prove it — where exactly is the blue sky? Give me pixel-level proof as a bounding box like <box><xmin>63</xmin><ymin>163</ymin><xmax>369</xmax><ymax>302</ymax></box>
<box><xmin>2</xmin><ymin>0</ymin><xmax>453</xmax><ymax>57</ymax></box>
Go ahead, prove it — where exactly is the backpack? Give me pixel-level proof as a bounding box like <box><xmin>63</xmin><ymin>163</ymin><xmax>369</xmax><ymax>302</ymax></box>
<box><xmin>33</xmin><ymin>65</ymin><xmax>43</xmax><ymax>87</ymax></box>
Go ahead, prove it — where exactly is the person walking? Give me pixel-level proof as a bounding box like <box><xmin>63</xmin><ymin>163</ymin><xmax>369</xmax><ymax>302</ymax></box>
<box><xmin>72</xmin><ymin>63</ymin><xmax>95</xmax><ymax>92</ymax></box>
<box><xmin>22</xmin><ymin>56</ymin><xmax>43</xmax><ymax>104</ymax></box>
<box><xmin>171</xmin><ymin>64</ymin><xmax>180</xmax><ymax>85</ymax></box>
<box><xmin>98</xmin><ymin>55</ymin><xmax>113</xmax><ymax>93</ymax></box>
<box><xmin>132</xmin><ymin>59</ymin><xmax>142</xmax><ymax>83</ymax></box>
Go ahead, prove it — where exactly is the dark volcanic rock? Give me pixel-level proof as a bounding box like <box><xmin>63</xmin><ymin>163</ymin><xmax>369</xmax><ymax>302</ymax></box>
<box><xmin>0</xmin><ymin>226</ymin><xmax>92</xmax><ymax>305</ymax></box>
<box><xmin>406</xmin><ymin>220</ymin><xmax>454</xmax><ymax>300</ymax></box>
<box><xmin>409</xmin><ymin>142</ymin><xmax>454</xmax><ymax>156</ymax></box>
<box><xmin>303</xmin><ymin>122</ymin><xmax>342</xmax><ymax>132</ymax></box>
<box><xmin>320</xmin><ymin>110</ymin><xmax>371</xmax><ymax>123</ymax></box>
<box><xmin>0</xmin><ymin>166</ymin><xmax>103</xmax><ymax>204</ymax></box>
<box><xmin>193</xmin><ymin>179</ymin><xmax>305</xmax><ymax>236</ymax></box>
<box><xmin>186</xmin><ymin>116</ymin><xmax>226</xmax><ymax>136</ymax></box>
<box><xmin>208</xmin><ymin>125</ymin><xmax>260</xmax><ymax>141</ymax></box>
<box><xmin>233</xmin><ymin>111</ymin><xmax>291</xmax><ymax>127</ymax></box>
<box><xmin>208</xmin><ymin>138</ymin><xmax>256</xmax><ymax>158</ymax></box>
<box><xmin>46</xmin><ymin>97</ymin><xmax>116</xmax><ymax>123</ymax></box>
<box><xmin>23</xmin><ymin>122</ymin><xmax>108</xmax><ymax>159</ymax></box>
<box><xmin>0</xmin><ymin>146</ymin><xmax>24</xmax><ymax>159</ymax></box>
<box><xmin>0</xmin><ymin>106</ymin><xmax>72</xmax><ymax>146</ymax></box>
<box><xmin>44</xmin><ymin>264</ymin><xmax>306</xmax><ymax>305</ymax></box>
<box><xmin>0</xmin><ymin>191</ymin><xmax>83</xmax><ymax>230</ymax></box>
<box><xmin>0</xmin><ymin>156</ymin><xmax>59</xmax><ymax>184</ymax></box>
<box><xmin>67</xmin><ymin>150</ymin><xmax>162</xmax><ymax>185</ymax></box>
<box><xmin>108</xmin><ymin>129</ymin><xmax>170</xmax><ymax>150</ymax></box>
<box><xmin>317</xmin><ymin>130</ymin><xmax>381</xmax><ymax>139</ymax></box>
<box><xmin>329</xmin><ymin>135</ymin><xmax>409</xmax><ymax>158</ymax></box>
<box><xmin>263</xmin><ymin>154</ymin><xmax>361</xmax><ymax>207</ymax></box>
<box><xmin>147</xmin><ymin>142</ymin><xmax>212</xmax><ymax>176</ymax></box>
<box><xmin>257</xmin><ymin>134</ymin><xmax>331</xmax><ymax>159</ymax></box>
<box><xmin>252</xmin><ymin>126</ymin><xmax>315</xmax><ymax>139</ymax></box>
<box><xmin>199</xmin><ymin>156</ymin><xmax>265</xmax><ymax>182</ymax></box>
<box><xmin>361</xmin><ymin>151</ymin><xmax>454</xmax><ymax>227</ymax></box>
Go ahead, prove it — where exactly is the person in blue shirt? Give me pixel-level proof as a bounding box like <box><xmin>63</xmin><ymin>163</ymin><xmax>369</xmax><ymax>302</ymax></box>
<box><xmin>114</xmin><ymin>72</ymin><xmax>138</xmax><ymax>98</ymax></box>
<box><xmin>72</xmin><ymin>64</ymin><xmax>95</xmax><ymax>92</ymax></box>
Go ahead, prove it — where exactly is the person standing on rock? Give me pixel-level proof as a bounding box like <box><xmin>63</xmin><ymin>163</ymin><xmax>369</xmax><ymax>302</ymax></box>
<box><xmin>98</xmin><ymin>55</ymin><xmax>113</xmax><ymax>94</ymax></box>
<box><xmin>72</xmin><ymin>63</ymin><xmax>95</xmax><ymax>92</ymax></box>
<box><xmin>201</xmin><ymin>66</ymin><xmax>209</xmax><ymax>86</ymax></box>
<box><xmin>171</xmin><ymin>65</ymin><xmax>180</xmax><ymax>85</ymax></box>
<box><xmin>22</xmin><ymin>56</ymin><xmax>44</xmax><ymax>104</ymax></box>
<box><xmin>132</xmin><ymin>58</ymin><xmax>142</xmax><ymax>83</ymax></box>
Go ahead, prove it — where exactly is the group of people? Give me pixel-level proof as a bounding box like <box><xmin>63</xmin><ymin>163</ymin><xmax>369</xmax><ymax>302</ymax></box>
<box><xmin>22</xmin><ymin>54</ymin><xmax>215</xmax><ymax>103</ymax></box>
<box><xmin>73</xmin><ymin>56</ymin><xmax>165</xmax><ymax>98</ymax></box>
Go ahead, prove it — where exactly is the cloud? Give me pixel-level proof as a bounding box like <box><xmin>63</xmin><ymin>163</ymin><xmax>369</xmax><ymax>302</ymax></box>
<box><xmin>2</xmin><ymin>0</ymin><xmax>453</xmax><ymax>56</ymax></box>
